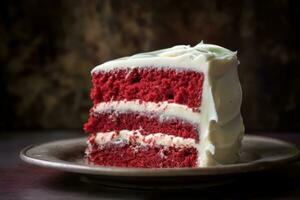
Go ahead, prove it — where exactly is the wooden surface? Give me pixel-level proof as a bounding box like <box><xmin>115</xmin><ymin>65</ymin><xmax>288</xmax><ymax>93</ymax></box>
<box><xmin>0</xmin><ymin>131</ymin><xmax>299</xmax><ymax>200</ymax></box>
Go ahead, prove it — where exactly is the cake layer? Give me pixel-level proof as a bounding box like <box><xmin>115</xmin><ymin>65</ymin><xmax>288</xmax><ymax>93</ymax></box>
<box><xmin>92</xmin><ymin>130</ymin><xmax>197</xmax><ymax>148</ymax></box>
<box><xmin>91</xmin><ymin>68</ymin><xmax>204</xmax><ymax>108</ymax></box>
<box><xmin>86</xmin><ymin>135</ymin><xmax>197</xmax><ymax>168</ymax></box>
<box><xmin>87</xmin><ymin>144</ymin><xmax>197</xmax><ymax>168</ymax></box>
<box><xmin>84</xmin><ymin>111</ymin><xmax>198</xmax><ymax>140</ymax></box>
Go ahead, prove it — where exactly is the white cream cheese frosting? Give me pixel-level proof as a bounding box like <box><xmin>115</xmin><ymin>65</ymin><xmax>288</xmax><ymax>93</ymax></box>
<box><xmin>93</xmin><ymin>100</ymin><xmax>200</xmax><ymax>124</ymax></box>
<box><xmin>91</xmin><ymin>42</ymin><xmax>238</xmax><ymax>73</ymax></box>
<box><xmin>92</xmin><ymin>42</ymin><xmax>237</xmax><ymax>74</ymax></box>
<box><xmin>94</xmin><ymin>130</ymin><xmax>196</xmax><ymax>148</ymax></box>
<box><xmin>91</xmin><ymin>42</ymin><xmax>244</xmax><ymax>167</ymax></box>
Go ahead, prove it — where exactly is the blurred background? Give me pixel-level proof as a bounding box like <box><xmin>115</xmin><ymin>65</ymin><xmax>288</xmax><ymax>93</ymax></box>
<box><xmin>1</xmin><ymin>0</ymin><xmax>300</xmax><ymax>133</ymax></box>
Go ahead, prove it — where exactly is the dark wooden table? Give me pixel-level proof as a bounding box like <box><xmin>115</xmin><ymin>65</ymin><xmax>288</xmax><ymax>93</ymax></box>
<box><xmin>0</xmin><ymin>131</ymin><xmax>299</xmax><ymax>200</ymax></box>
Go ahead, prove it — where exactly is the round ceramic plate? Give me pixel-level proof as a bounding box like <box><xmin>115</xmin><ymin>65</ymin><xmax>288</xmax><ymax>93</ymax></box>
<box><xmin>20</xmin><ymin>135</ymin><xmax>299</xmax><ymax>189</ymax></box>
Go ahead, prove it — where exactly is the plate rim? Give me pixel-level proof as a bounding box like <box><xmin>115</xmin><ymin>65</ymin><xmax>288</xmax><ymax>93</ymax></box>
<box><xmin>20</xmin><ymin>135</ymin><xmax>300</xmax><ymax>177</ymax></box>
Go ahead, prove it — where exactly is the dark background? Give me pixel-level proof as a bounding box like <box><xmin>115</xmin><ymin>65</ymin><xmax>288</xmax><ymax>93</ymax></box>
<box><xmin>1</xmin><ymin>0</ymin><xmax>300</xmax><ymax>132</ymax></box>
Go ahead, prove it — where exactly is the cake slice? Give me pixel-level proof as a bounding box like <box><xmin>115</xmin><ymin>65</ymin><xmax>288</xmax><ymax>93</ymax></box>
<box><xmin>84</xmin><ymin>42</ymin><xmax>244</xmax><ymax>168</ymax></box>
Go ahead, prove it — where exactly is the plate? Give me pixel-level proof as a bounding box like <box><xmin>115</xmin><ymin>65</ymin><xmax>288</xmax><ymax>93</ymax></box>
<box><xmin>20</xmin><ymin>135</ymin><xmax>299</xmax><ymax>189</ymax></box>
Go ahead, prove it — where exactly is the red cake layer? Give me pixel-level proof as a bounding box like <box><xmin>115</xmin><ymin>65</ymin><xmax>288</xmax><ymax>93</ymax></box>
<box><xmin>86</xmin><ymin>141</ymin><xmax>197</xmax><ymax>168</ymax></box>
<box><xmin>91</xmin><ymin>68</ymin><xmax>204</xmax><ymax>108</ymax></box>
<box><xmin>84</xmin><ymin>112</ymin><xmax>198</xmax><ymax>140</ymax></box>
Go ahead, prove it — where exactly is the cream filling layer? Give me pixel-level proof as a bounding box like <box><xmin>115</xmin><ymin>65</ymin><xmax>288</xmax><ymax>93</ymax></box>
<box><xmin>94</xmin><ymin>130</ymin><xmax>196</xmax><ymax>148</ymax></box>
<box><xmin>93</xmin><ymin>100</ymin><xmax>201</xmax><ymax>124</ymax></box>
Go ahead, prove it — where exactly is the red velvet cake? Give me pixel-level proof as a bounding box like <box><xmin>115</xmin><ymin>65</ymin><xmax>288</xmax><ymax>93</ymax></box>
<box><xmin>84</xmin><ymin>42</ymin><xmax>244</xmax><ymax>168</ymax></box>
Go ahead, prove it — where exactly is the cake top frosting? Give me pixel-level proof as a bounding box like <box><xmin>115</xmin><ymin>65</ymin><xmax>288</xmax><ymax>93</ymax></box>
<box><xmin>92</xmin><ymin>42</ymin><xmax>237</xmax><ymax>74</ymax></box>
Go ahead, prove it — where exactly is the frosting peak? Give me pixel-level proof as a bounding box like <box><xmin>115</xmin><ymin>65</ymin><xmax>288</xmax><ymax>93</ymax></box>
<box><xmin>158</xmin><ymin>43</ymin><xmax>236</xmax><ymax>60</ymax></box>
<box><xmin>124</xmin><ymin>43</ymin><xmax>235</xmax><ymax>60</ymax></box>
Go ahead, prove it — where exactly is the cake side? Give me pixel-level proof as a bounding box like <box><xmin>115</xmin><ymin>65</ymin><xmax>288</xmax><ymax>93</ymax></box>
<box><xmin>198</xmin><ymin>53</ymin><xmax>244</xmax><ymax>166</ymax></box>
